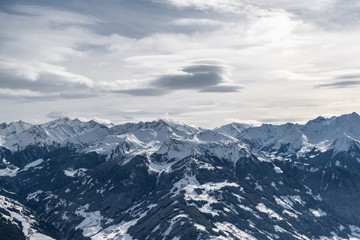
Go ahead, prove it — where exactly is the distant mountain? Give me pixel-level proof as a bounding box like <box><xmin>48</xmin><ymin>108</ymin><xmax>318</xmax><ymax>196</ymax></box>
<box><xmin>1</xmin><ymin>114</ymin><xmax>360</xmax><ymax>239</ymax></box>
<box><xmin>0</xmin><ymin>117</ymin><xmax>108</xmax><ymax>152</ymax></box>
<box><xmin>238</xmin><ymin>112</ymin><xmax>360</xmax><ymax>171</ymax></box>
<box><xmin>213</xmin><ymin>122</ymin><xmax>253</xmax><ymax>138</ymax></box>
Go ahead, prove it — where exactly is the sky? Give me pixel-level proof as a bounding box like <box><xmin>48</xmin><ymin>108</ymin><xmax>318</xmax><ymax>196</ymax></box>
<box><xmin>1</xmin><ymin>0</ymin><xmax>360</xmax><ymax>128</ymax></box>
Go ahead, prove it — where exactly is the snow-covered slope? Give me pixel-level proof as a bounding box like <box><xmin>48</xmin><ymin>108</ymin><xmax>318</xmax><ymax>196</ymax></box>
<box><xmin>0</xmin><ymin>195</ymin><xmax>55</xmax><ymax>240</ymax></box>
<box><xmin>0</xmin><ymin>121</ymin><xmax>32</xmax><ymax>149</ymax></box>
<box><xmin>238</xmin><ymin>112</ymin><xmax>360</xmax><ymax>167</ymax></box>
<box><xmin>86</xmin><ymin>119</ymin><xmax>202</xmax><ymax>159</ymax></box>
<box><xmin>0</xmin><ymin>118</ymin><xmax>109</xmax><ymax>151</ymax></box>
<box><xmin>213</xmin><ymin>122</ymin><xmax>253</xmax><ymax>138</ymax></box>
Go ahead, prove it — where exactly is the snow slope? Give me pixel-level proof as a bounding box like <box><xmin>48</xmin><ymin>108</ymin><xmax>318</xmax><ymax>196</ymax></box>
<box><xmin>0</xmin><ymin>195</ymin><xmax>55</xmax><ymax>240</ymax></box>
<box><xmin>238</xmin><ymin>112</ymin><xmax>360</xmax><ymax>161</ymax></box>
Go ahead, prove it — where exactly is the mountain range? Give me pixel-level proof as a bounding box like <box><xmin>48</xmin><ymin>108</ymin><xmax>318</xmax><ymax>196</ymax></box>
<box><xmin>1</xmin><ymin>113</ymin><xmax>360</xmax><ymax>239</ymax></box>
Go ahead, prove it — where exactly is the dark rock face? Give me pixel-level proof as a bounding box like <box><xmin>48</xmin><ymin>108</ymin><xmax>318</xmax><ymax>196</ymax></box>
<box><xmin>0</xmin><ymin>216</ymin><xmax>26</xmax><ymax>240</ymax></box>
<box><xmin>2</xmin><ymin>115</ymin><xmax>360</xmax><ymax>239</ymax></box>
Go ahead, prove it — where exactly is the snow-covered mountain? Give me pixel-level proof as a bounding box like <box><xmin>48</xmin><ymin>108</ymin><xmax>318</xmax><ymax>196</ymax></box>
<box><xmin>0</xmin><ymin>117</ymin><xmax>109</xmax><ymax>152</ymax></box>
<box><xmin>238</xmin><ymin>112</ymin><xmax>360</xmax><ymax>170</ymax></box>
<box><xmin>2</xmin><ymin>113</ymin><xmax>360</xmax><ymax>239</ymax></box>
<box><xmin>213</xmin><ymin>122</ymin><xmax>253</xmax><ymax>138</ymax></box>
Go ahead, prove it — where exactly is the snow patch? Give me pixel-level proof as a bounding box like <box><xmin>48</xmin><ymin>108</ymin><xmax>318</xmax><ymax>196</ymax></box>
<box><xmin>254</xmin><ymin>182</ymin><xmax>263</xmax><ymax>191</ymax></box>
<box><xmin>280</xmin><ymin>195</ymin><xmax>305</xmax><ymax>207</ymax></box>
<box><xmin>75</xmin><ymin>204</ymin><xmax>104</xmax><ymax>237</ymax></box>
<box><xmin>22</xmin><ymin>159</ymin><xmax>44</xmax><ymax>171</ymax></box>
<box><xmin>274</xmin><ymin>225</ymin><xmax>286</xmax><ymax>233</ymax></box>
<box><xmin>256</xmin><ymin>203</ymin><xmax>283</xmax><ymax>221</ymax></box>
<box><xmin>0</xmin><ymin>195</ymin><xmax>54</xmax><ymax>240</ymax></box>
<box><xmin>309</xmin><ymin>208</ymin><xmax>327</xmax><ymax>217</ymax></box>
<box><xmin>26</xmin><ymin>190</ymin><xmax>43</xmax><ymax>202</ymax></box>
<box><xmin>172</xmin><ymin>174</ymin><xmax>239</xmax><ymax>216</ymax></box>
<box><xmin>213</xmin><ymin>222</ymin><xmax>256</xmax><ymax>240</ymax></box>
<box><xmin>0</xmin><ymin>158</ymin><xmax>19</xmax><ymax>177</ymax></box>
<box><xmin>273</xmin><ymin>166</ymin><xmax>283</xmax><ymax>174</ymax></box>
<box><xmin>349</xmin><ymin>225</ymin><xmax>360</xmax><ymax>238</ymax></box>
<box><xmin>283</xmin><ymin>210</ymin><xmax>298</xmax><ymax>218</ymax></box>
<box><xmin>148</xmin><ymin>159</ymin><xmax>177</xmax><ymax>173</ymax></box>
<box><xmin>64</xmin><ymin>168</ymin><xmax>88</xmax><ymax>177</ymax></box>
<box><xmin>90</xmin><ymin>202</ymin><xmax>155</xmax><ymax>239</ymax></box>
<box><xmin>0</xmin><ymin>166</ymin><xmax>19</xmax><ymax>177</ymax></box>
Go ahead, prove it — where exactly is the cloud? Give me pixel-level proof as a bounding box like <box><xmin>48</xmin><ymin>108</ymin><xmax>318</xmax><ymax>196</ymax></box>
<box><xmin>159</xmin><ymin>0</ymin><xmax>360</xmax><ymax>30</ymax></box>
<box><xmin>336</xmin><ymin>74</ymin><xmax>360</xmax><ymax>80</ymax></box>
<box><xmin>173</xmin><ymin>18</ymin><xmax>223</xmax><ymax>26</ymax></box>
<box><xmin>0</xmin><ymin>63</ymin><xmax>95</xmax><ymax>100</ymax></box>
<box><xmin>115</xmin><ymin>88</ymin><xmax>166</xmax><ymax>96</ymax></box>
<box><xmin>152</xmin><ymin>65</ymin><xmax>224</xmax><ymax>90</ymax></box>
<box><xmin>172</xmin><ymin>18</ymin><xmax>224</xmax><ymax>31</ymax></box>
<box><xmin>77</xmin><ymin>117</ymin><xmax>112</xmax><ymax>125</ymax></box>
<box><xmin>155</xmin><ymin>0</ymin><xmax>245</xmax><ymax>14</ymax></box>
<box><xmin>224</xmin><ymin>118</ymin><xmax>262</xmax><ymax>126</ymax></box>
<box><xmin>46</xmin><ymin>111</ymin><xmax>66</xmax><ymax>119</ymax></box>
<box><xmin>200</xmin><ymin>85</ymin><xmax>243</xmax><ymax>92</ymax></box>
<box><xmin>0</xmin><ymin>2</ymin><xmax>305</xmax><ymax>102</ymax></box>
<box><xmin>0</xmin><ymin>88</ymin><xmax>42</xmax><ymax>99</ymax></box>
<box><xmin>10</xmin><ymin>5</ymin><xmax>101</xmax><ymax>25</ymax></box>
<box><xmin>0</xmin><ymin>5</ymin><xmax>99</xmax><ymax>100</ymax></box>
<box><xmin>116</xmin><ymin>64</ymin><xmax>243</xmax><ymax>95</ymax></box>
<box><xmin>157</xmin><ymin>0</ymin><xmax>334</xmax><ymax>16</ymax></box>
<box><xmin>112</xmin><ymin>64</ymin><xmax>243</xmax><ymax>96</ymax></box>
<box><xmin>1</xmin><ymin>1</ymin><xmax>360</xmax><ymax>128</ymax></box>
<box><xmin>315</xmin><ymin>80</ymin><xmax>360</xmax><ymax>88</ymax></box>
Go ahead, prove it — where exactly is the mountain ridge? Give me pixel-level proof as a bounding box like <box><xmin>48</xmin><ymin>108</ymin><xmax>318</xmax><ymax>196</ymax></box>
<box><xmin>1</xmin><ymin>113</ymin><xmax>360</xmax><ymax>239</ymax></box>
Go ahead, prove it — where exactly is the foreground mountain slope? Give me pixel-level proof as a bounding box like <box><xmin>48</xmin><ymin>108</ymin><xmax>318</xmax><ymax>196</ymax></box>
<box><xmin>0</xmin><ymin>193</ymin><xmax>59</xmax><ymax>240</ymax></box>
<box><xmin>1</xmin><ymin>114</ymin><xmax>360</xmax><ymax>239</ymax></box>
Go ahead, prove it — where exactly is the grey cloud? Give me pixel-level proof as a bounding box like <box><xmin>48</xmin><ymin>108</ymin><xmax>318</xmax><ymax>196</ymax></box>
<box><xmin>115</xmin><ymin>88</ymin><xmax>167</xmax><ymax>96</ymax></box>
<box><xmin>11</xmin><ymin>0</ymin><xmax>217</xmax><ymax>38</ymax></box>
<box><xmin>0</xmin><ymin>72</ymin><xmax>90</xmax><ymax>92</ymax></box>
<box><xmin>0</xmin><ymin>68</ymin><xmax>95</xmax><ymax>100</ymax></box>
<box><xmin>259</xmin><ymin>118</ymin><xmax>301</xmax><ymax>123</ymax></box>
<box><xmin>336</xmin><ymin>74</ymin><xmax>360</xmax><ymax>80</ymax></box>
<box><xmin>200</xmin><ymin>85</ymin><xmax>243</xmax><ymax>93</ymax></box>
<box><xmin>0</xmin><ymin>90</ymin><xmax>95</xmax><ymax>102</ymax></box>
<box><xmin>151</xmin><ymin>65</ymin><xmax>224</xmax><ymax>90</ymax></box>
<box><xmin>316</xmin><ymin>80</ymin><xmax>360</xmax><ymax>88</ymax></box>
<box><xmin>46</xmin><ymin>111</ymin><xmax>66</xmax><ymax>119</ymax></box>
<box><xmin>108</xmin><ymin>110</ymin><xmax>182</xmax><ymax>117</ymax></box>
<box><xmin>182</xmin><ymin>65</ymin><xmax>223</xmax><ymax>74</ymax></box>
<box><xmin>171</xmin><ymin>18</ymin><xmax>225</xmax><ymax>34</ymax></box>
<box><xmin>117</xmin><ymin>64</ymin><xmax>242</xmax><ymax>96</ymax></box>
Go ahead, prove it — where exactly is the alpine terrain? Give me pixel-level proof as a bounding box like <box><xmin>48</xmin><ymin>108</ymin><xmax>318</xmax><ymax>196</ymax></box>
<box><xmin>2</xmin><ymin>113</ymin><xmax>360</xmax><ymax>239</ymax></box>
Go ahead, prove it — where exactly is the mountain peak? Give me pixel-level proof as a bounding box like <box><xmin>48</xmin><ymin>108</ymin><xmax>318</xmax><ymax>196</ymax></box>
<box><xmin>45</xmin><ymin>117</ymin><xmax>71</xmax><ymax>125</ymax></box>
<box><xmin>306</xmin><ymin>116</ymin><xmax>327</xmax><ymax>125</ymax></box>
<box><xmin>0</xmin><ymin>122</ymin><xmax>6</xmax><ymax>129</ymax></box>
<box><xmin>214</xmin><ymin>122</ymin><xmax>252</xmax><ymax>138</ymax></box>
<box><xmin>1</xmin><ymin>120</ymin><xmax>33</xmax><ymax>135</ymax></box>
<box><xmin>43</xmin><ymin>117</ymin><xmax>93</xmax><ymax>128</ymax></box>
<box><xmin>339</xmin><ymin>112</ymin><xmax>360</xmax><ymax>121</ymax></box>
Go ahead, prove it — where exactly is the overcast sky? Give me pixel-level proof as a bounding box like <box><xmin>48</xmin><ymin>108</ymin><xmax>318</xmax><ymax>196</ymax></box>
<box><xmin>1</xmin><ymin>0</ymin><xmax>360</xmax><ymax>127</ymax></box>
